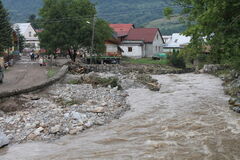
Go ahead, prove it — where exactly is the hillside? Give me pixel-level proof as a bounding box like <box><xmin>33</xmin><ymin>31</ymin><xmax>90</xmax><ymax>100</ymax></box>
<box><xmin>145</xmin><ymin>16</ymin><xmax>186</xmax><ymax>35</ymax></box>
<box><xmin>2</xmin><ymin>0</ymin><xmax>183</xmax><ymax>34</ymax></box>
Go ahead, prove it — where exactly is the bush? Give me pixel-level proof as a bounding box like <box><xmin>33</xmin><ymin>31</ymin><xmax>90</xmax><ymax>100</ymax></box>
<box><xmin>168</xmin><ymin>51</ymin><xmax>186</xmax><ymax>69</ymax></box>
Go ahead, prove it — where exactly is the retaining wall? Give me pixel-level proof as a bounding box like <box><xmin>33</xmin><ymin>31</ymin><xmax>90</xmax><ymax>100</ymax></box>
<box><xmin>0</xmin><ymin>65</ymin><xmax>68</xmax><ymax>99</ymax></box>
<box><xmin>70</xmin><ymin>64</ymin><xmax>194</xmax><ymax>75</ymax></box>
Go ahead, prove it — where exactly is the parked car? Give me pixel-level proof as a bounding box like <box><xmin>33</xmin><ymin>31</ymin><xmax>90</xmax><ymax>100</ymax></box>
<box><xmin>152</xmin><ymin>53</ymin><xmax>168</xmax><ymax>60</ymax></box>
<box><xmin>0</xmin><ymin>66</ymin><xmax>4</xmax><ymax>83</ymax></box>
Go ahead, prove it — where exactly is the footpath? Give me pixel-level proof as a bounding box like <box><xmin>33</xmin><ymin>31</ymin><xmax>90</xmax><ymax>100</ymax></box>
<box><xmin>0</xmin><ymin>56</ymin><xmax>48</xmax><ymax>93</ymax></box>
<box><xmin>0</xmin><ymin>56</ymin><xmax>69</xmax><ymax>98</ymax></box>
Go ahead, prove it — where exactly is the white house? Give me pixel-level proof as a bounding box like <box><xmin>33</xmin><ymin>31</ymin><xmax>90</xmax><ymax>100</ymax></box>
<box><xmin>120</xmin><ymin>28</ymin><xmax>164</xmax><ymax>58</ymax></box>
<box><xmin>13</xmin><ymin>23</ymin><xmax>40</xmax><ymax>50</ymax></box>
<box><xmin>163</xmin><ymin>33</ymin><xmax>191</xmax><ymax>53</ymax></box>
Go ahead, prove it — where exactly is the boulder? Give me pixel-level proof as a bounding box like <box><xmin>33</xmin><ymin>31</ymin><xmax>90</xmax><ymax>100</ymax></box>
<box><xmin>34</xmin><ymin>127</ymin><xmax>44</xmax><ymax>136</ymax></box>
<box><xmin>50</xmin><ymin>125</ymin><xmax>61</xmax><ymax>134</ymax></box>
<box><xmin>70</xmin><ymin>111</ymin><xmax>87</xmax><ymax>123</ymax></box>
<box><xmin>0</xmin><ymin>132</ymin><xmax>9</xmax><ymax>148</ymax></box>
<box><xmin>229</xmin><ymin>98</ymin><xmax>240</xmax><ymax>106</ymax></box>
<box><xmin>202</xmin><ymin>64</ymin><xmax>222</xmax><ymax>73</ymax></box>
<box><xmin>91</xmin><ymin>107</ymin><xmax>105</xmax><ymax>113</ymax></box>
<box><xmin>233</xmin><ymin>107</ymin><xmax>240</xmax><ymax>113</ymax></box>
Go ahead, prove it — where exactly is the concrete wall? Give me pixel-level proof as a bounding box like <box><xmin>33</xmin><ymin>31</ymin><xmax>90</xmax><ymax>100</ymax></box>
<box><xmin>106</xmin><ymin>44</ymin><xmax>118</xmax><ymax>53</ymax></box>
<box><xmin>121</xmin><ymin>44</ymin><xmax>143</xmax><ymax>58</ymax></box>
<box><xmin>145</xmin><ymin>44</ymin><xmax>153</xmax><ymax>57</ymax></box>
<box><xmin>145</xmin><ymin>31</ymin><xmax>164</xmax><ymax>57</ymax></box>
<box><xmin>152</xmin><ymin>31</ymin><xmax>164</xmax><ymax>53</ymax></box>
<box><xmin>0</xmin><ymin>65</ymin><xmax>68</xmax><ymax>99</ymax></box>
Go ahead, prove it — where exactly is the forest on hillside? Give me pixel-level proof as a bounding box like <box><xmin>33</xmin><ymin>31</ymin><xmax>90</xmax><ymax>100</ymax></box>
<box><xmin>2</xmin><ymin>0</ymin><xmax>182</xmax><ymax>34</ymax></box>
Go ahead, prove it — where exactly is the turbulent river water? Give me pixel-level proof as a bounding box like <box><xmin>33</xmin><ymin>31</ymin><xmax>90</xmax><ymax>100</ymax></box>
<box><xmin>1</xmin><ymin>73</ymin><xmax>240</xmax><ymax>160</ymax></box>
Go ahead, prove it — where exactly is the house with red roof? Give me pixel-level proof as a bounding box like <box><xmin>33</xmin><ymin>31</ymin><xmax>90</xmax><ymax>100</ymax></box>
<box><xmin>120</xmin><ymin>28</ymin><xmax>164</xmax><ymax>58</ymax></box>
<box><xmin>105</xmin><ymin>24</ymin><xmax>134</xmax><ymax>56</ymax></box>
<box><xmin>109</xmin><ymin>24</ymin><xmax>135</xmax><ymax>37</ymax></box>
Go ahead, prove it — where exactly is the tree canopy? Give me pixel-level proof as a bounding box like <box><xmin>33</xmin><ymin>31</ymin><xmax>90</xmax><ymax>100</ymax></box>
<box><xmin>0</xmin><ymin>0</ymin><xmax>12</xmax><ymax>53</ymax></box>
<box><xmin>39</xmin><ymin>0</ymin><xmax>113</xmax><ymax>62</ymax></box>
<box><xmin>172</xmin><ymin>0</ymin><xmax>240</xmax><ymax>69</ymax></box>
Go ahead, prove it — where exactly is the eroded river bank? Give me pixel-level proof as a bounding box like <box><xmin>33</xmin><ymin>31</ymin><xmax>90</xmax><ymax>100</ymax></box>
<box><xmin>1</xmin><ymin>73</ymin><xmax>240</xmax><ymax>160</ymax></box>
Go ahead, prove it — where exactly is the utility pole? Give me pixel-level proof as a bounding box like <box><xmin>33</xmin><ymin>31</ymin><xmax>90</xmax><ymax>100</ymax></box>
<box><xmin>90</xmin><ymin>15</ymin><xmax>96</xmax><ymax>64</ymax></box>
<box><xmin>17</xmin><ymin>34</ymin><xmax>20</xmax><ymax>52</ymax></box>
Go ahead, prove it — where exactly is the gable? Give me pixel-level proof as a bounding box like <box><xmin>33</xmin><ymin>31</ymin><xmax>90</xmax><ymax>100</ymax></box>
<box><xmin>109</xmin><ymin>24</ymin><xmax>135</xmax><ymax>37</ymax></box>
<box><xmin>124</xmin><ymin>28</ymin><xmax>160</xmax><ymax>43</ymax></box>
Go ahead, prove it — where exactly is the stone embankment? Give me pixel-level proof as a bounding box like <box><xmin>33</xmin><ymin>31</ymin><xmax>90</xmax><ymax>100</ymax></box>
<box><xmin>69</xmin><ymin>63</ymin><xmax>194</xmax><ymax>75</ymax></box>
<box><xmin>0</xmin><ymin>72</ymin><xmax>160</xmax><ymax>145</ymax></box>
<box><xmin>202</xmin><ymin>64</ymin><xmax>240</xmax><ymax>113</ymax></box>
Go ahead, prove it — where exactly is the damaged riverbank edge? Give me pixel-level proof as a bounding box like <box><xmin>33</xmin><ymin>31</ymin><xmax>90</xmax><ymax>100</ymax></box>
<box><xmin>201</xmin><ymin>64</ymin><xmax>240</xmax><ymax>113</ymax></box>
<box><xmin>0</xmin><ymin>64</ymin><xmax>192</xmax><ymax>148</ymax></box>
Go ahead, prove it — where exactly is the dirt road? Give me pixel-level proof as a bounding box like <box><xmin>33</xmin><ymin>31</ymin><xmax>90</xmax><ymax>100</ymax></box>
<box><xmin>0</xmin><ymin>56</ymin><xmax>48</xmax><ymax>93</ymax></box>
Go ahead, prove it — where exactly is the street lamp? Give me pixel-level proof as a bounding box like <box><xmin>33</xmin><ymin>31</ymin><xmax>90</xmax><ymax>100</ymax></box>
<box><xmin>87</xmin><ymin>15</ymin><xmax>96</xmax><ymax>64</ymax></box>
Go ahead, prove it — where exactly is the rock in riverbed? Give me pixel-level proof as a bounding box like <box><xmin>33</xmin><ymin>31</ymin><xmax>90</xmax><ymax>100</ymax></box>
<box><xmin>0</xmin><ymin>131</ymin><xmax>9</xmax><ymax>148</ymax></box>
<box><xmin>0</xmin><ymin>73</ymin><xmax>130</xmax><ymax>144</ymax></box>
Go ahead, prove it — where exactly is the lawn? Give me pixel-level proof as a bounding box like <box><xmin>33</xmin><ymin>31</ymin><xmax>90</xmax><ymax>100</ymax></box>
<box><xmin>122</xmin><ymin>58</ymin><xmax>169</xmax><ymax>65</ymax></box>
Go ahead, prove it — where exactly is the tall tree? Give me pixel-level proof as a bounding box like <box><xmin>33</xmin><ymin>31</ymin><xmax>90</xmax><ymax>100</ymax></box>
<box><xmin>0</xmin><ymin>0</ymin><xmax>12</xmax><ymax>53</ymax></box>
<box><xmin>14</xmin><ymin>26</ymin><xmax>25</xmax><ymax>52</ymax></box>
<box><xmin>170</xmin><ymin>0</ymin><xmax>240</xmax><ymax>69</ymax></box>
<box><xmin>39</xmin><ymin>0</ymin><xmax>113</xmax><ymax>62</ymax></box>
<box><xmin>27</xmin><ymin>14</ymin><xmax>40</xmax><ymax>29</ymax></box>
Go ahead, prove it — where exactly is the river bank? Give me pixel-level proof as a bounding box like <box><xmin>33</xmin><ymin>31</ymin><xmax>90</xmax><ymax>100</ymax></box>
<box><xmin>0</xmin><ymin>71</ymin><xmax>161</xmax><ymax>146</ymax></box>
<box><xmin>201</xmin><ymin>64</ymin><xmax>240</xmax><ymax>113</ymax></box>
<box><xmin>1</xmin><ymin>73</ymin><xmax>239</xmax><ymax>160</ymax></box>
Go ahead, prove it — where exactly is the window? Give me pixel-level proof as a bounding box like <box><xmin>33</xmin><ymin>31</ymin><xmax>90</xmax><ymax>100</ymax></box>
<box><xmin>159</xmin><ymin>46</ymin><xmax>161</xmax><ymax>52</ymax></box>
<box><xmin>157</xmin><ymin>35</ymin><xmax>159</xmax><ymax>40</ymax></box>
<box><xmin>128</xmin><ymin>47</ymin><xmax>132</xmax><ymax>52</ymax></box>
<box><xmin>156</xmin><ymin>46</ymin><xmax>157</xmax><ymax>51</ymax></box>
<box><xmin>29</xmin><ymin>32</ymin><xmax>32</xmax><ymax>37</ymax></box>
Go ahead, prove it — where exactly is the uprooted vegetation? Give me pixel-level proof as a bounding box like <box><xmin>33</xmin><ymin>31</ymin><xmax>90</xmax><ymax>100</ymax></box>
<box><xmin>67</xmin><ymin>73</ymin><xmax>122</xmax><ymax>89</ymax></box>
<box><xmin>136</xmin><ymin>74</ymin><xmax>161</xmax><ymax>91</ymax></box>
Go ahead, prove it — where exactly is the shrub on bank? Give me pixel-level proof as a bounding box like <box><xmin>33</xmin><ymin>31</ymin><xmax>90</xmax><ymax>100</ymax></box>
<box><xmin>168</xmin><ymin>50</ymin><xmax>186</xmax><ymax>69</ymax></box>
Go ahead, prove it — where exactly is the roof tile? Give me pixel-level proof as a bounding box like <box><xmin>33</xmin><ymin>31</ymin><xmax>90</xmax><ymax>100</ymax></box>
<box><xmin>124</xmin><ymin>28</ymin><xmax>159</xmax><ymax>43</ymax></box>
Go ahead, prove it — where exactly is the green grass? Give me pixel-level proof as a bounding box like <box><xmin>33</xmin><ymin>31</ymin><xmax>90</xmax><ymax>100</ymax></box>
<box><xmin>47</xmin><ymin>68</ymin><xmax>58</xmax><ymax>78</ymax></box>
<box><xmin>123</xmin><ymin>58</ymin><xmax>169</xmax><ymax>65</ymax></box>
<box><xmin>68</xmin><ymin>79</ymin><xmax>80</xmax><ymax>84</ymax></box>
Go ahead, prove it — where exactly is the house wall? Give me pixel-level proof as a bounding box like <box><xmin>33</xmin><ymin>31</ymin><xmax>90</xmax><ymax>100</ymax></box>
<box><xmin>145</xmin><ymin>31</ymin><xmax>164</xmax><ymax>57</ymax></box>
<box><xmin>163</xmin><ymin>47</ymin><xmax>180</xmax><ymax>53</ymax></box>
<box><xmin>105</xmin><ymin>44</ymin><xmax>118</xmax><ymax>53</ymax></box>
<box><xmin>23</xmin><ymin>25</ymin><xmax>40</xmax><ymax>49</ymax></box>
<box><xmin>26</xmin><ymin>40</ymin><xmax>40</xmax><ymax>49</ymax></box>
<box><xmin>145</xmin><ymin>44</ymin><xmax>153</xmax><ymax>58</ymax></box>
<box><xmin>120</xmin><ymin>44</ymin><xmax>143</xmax><ymax>58</ymax></box>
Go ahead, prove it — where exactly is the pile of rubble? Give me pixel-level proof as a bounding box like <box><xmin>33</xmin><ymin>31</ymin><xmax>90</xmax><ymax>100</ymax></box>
<box><xmin>0</xmin><ymin>72</ymin><xmax>160</xmax><ymax>145</ymax></box>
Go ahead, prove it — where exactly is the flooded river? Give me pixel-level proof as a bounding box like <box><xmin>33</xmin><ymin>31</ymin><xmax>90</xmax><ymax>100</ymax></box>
<box><xmin>1</xmin><ymin>73</ymin><xmax>240</xmax><ymax>160</ymax></box>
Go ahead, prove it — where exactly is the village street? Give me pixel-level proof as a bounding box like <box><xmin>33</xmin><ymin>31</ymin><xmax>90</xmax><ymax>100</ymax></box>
<box><xmin>1</xmin><ymin>73</ymin><xmax>240</xmax><ymax>159</ymax></box>
<box><xmin>0</xmin><ymin>56</ymin><xmax>47</xmax><ymax>93</ymax></box>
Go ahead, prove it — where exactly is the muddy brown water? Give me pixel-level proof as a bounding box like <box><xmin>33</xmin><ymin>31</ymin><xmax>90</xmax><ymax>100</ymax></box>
<box><xmin>1</xmin><ymin>73</ymin><xmax>240</xmax><ymax>160</ymax></box>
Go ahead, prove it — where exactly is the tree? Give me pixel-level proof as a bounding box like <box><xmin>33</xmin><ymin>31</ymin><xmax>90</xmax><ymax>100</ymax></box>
<box><xmin>14</xmin><ymin>26</ymin><xmax>25</xmax><ymax>52</ymax></box>
<box><xmin>0</xmin><ymin>0</ymin><xmax>12</xmax><ymax>53</ymax></box>
<box><xmin>169</xmin><ymin>0</ymin><xmax>240</xmax><ymax>70</ymax></box>
<box><xmin>27</xmin><ymin>14</ymin><xmax>40</xmax><ymax>29</ymax></box>
<box><xmin>163</xmin><ymin>7</ymin><xmax>173</xmax><ymax>20</ymax></box>
<box><xmin>39</xmin><ymin>0</ymin><xmax>113</xmax><ymax>62</ymax></box>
